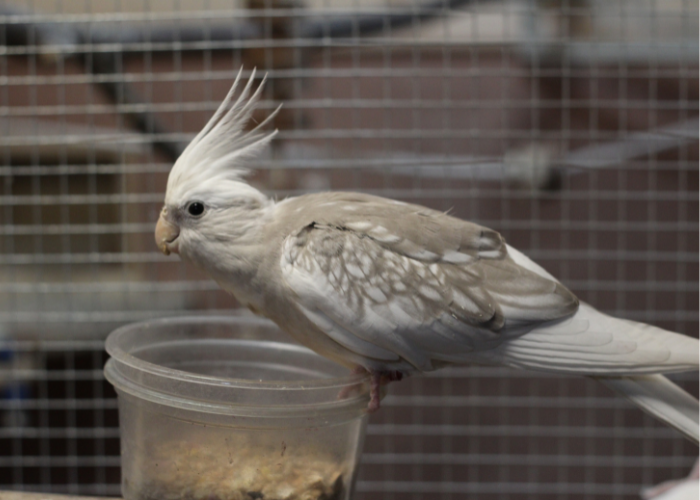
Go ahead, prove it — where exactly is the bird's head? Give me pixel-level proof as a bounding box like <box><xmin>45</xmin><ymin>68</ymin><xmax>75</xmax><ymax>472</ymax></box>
<box><xmin>155</xmin><ymin>69</ymin><xmax>279</xmax><ymax>261</ymax></box>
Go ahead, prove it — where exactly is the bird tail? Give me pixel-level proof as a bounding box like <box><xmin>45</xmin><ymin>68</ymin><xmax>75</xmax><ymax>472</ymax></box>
<box><xmin>597</xmin><ymin>374</ymin><xmax>699</xmax><ymax>444</ymax></box>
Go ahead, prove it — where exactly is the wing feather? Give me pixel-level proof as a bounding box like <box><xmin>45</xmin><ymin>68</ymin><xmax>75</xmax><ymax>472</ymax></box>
<box><xmin>482</xmin><ymin>303</ymin><xmax>699</xmax><ymax>374</ymax></box>
<box><xmin>277</xmin><ymin>193</ymin><xmax>697</xmax><ymax>376</ymax></box>
<box><xmin>278</xmin><ymin>195</ymin><xmax>579</xmax><ymax>370</ymax></box>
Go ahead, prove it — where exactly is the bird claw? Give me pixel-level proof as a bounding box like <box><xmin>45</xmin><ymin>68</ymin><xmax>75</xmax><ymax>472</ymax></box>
<box><xmin>336</xmin><ymin>367</ymin><xmax>405</xmax><ymax>413</ymax></box>
<box><xmin>368</xmin><ymin>369</ymin><xmax>404</xmax><ymax>413</ymax></box>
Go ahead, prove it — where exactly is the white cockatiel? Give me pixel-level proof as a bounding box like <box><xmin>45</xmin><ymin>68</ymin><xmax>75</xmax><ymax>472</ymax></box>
<box><xmin>155</xmin><ymin>70</ymin><xmax>700</xmax><ymax>442</ymax></box>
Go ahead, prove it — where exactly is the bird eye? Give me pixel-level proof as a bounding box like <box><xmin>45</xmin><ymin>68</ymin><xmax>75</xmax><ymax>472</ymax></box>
<box><xmin>186</xmin><ymin>201</ymin><xmax>205</xmax><ymax>217</ymax></box>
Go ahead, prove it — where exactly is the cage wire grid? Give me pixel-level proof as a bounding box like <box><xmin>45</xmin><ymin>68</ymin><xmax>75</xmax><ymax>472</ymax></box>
<box><xmin>0</xmin><ymin>1</ymin><xmax>698</xmax><ymax>499</ymax></box>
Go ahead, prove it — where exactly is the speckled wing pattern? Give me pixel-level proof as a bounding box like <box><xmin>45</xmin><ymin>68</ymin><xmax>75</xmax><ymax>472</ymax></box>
<box><xmin>279</xmin><ymin>192</ymin><xmax>579</xmax><ymax>371</ymax></box>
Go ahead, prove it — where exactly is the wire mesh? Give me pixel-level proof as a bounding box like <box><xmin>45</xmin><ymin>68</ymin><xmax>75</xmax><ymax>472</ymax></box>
<box><xmin>0</xmin><ymin>1</ymin><xmax>697</xmax><ymax>499</ymax></box>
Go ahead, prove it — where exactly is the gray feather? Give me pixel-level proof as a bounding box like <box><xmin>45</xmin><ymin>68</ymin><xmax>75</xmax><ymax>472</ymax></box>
<box><xmin>278</xmin><ymin>192</ymin><xmax>579</xmax><ymax>370</ymax></box>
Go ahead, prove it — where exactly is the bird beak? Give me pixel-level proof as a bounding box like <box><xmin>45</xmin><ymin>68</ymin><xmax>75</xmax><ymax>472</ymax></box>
<box><xmin>155</xmin><ymin>208</ymin><xmax>180</xmax><ymax>255</ymax></box>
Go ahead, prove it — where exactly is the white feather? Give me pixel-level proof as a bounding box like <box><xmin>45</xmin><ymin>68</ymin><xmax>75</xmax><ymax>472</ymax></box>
<box><xmin>442</xmin><ymin>250</ymin><xmax>472</xmax><ymax>264</ymax></box>
<box><xmin>601</xmin><ymin>375</ymin><xmax>699</xmax><ymax>444</ymax></box>
<box><xmin>506</xmin><ymin>244</ymin><xmax>558</xmax><ymax>281</ymax></box>
<box><xmin>165</xmin><ymin>68</ymin><xmax>280</xmax><ymax>206</ymax></box>
<box><xmin>485</xmin><ymin>302</ymin><xmax>698</xmax><ymax>374</ymax></box>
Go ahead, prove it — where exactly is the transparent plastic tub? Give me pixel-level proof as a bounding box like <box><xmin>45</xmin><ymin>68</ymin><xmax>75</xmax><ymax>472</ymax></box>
<box><xmin>104</xmin><ymin>316</ymin><xmax>371</xmax><ymax>500</ymax></box>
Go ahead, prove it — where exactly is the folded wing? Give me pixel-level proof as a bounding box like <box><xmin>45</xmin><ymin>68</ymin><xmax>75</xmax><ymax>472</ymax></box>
<box><xmin>278</xmin><ymin>193</ymin><xmax>579</xmax><ymax>371</ymax></box>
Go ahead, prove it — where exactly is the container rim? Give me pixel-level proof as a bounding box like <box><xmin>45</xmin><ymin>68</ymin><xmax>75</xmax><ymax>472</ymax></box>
<box><xmin>105</xmin><ymin>315</ymin><xmax>370</xmax><ymax>391</ymax></box>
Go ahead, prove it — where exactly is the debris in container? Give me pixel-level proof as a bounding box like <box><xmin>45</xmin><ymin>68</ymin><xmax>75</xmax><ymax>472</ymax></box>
<box><xmin>137</xmin><ymin>439</ymin><xmax>346</xmax><ymax>500</ymax></box>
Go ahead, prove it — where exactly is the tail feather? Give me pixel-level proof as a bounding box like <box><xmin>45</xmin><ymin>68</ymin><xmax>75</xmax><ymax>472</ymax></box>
<box><xmin>598</xmin><ymin>374</ymin><xmax>699</xmax><ymax>444</ymax></box>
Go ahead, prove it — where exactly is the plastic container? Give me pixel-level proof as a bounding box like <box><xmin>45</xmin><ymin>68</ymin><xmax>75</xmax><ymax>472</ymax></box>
<box><xmin>104</xmin><ymin>316</ymin><xmax>371</xmax><ymax>500</ymax></box>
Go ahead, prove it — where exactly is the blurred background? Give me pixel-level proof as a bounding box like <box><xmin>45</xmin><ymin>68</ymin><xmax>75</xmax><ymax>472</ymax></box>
<box><xmin>0</xmin><ymin>1</ymin><xmax>697</xmax><ymax>498</ymax></box>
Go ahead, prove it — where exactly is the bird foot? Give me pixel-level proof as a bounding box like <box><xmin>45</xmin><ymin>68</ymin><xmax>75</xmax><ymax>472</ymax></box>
<box><xmin>367</xmin><ymin>370</ymin><xmax>404</xmax><ymax>413</ymax></box>
<box><xmin>337</xmin><ymin>367</ymin><xmax>405</xmax><ymax>413</ymax></box>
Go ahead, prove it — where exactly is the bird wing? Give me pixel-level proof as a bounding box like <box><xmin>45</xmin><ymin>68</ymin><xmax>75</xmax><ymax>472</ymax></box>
<box><xmin>481</xmin><ymin>301</ymin><xmax>699</xmax><ymax>375</ymax></box>
<box><xmin>278</xmin><ymin>193</ymin><xmax>578</xmax><ymax>371</ymax></box>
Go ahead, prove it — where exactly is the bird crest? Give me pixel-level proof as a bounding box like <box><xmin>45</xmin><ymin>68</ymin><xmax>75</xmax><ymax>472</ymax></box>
<box><xmin>165</xmin><ymin>68</ymin><xmax>279</xmax><ymax>205</ymax></box>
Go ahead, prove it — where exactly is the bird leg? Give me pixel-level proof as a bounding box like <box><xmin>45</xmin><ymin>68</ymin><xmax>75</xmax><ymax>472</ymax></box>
<box><xmin>337</xmin><ymin>367</ymin><xmax>405</xmax><ymax>413</ymax></box>
<box><xmin>367</xmin><ymin>372</ymin><xmax>382</xmax><ymax>413</ymax></box>
<box><xmin>367</xmin><ymin>370</ymin><xmax>404</xmax><ymax>413</ymax></box>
